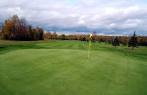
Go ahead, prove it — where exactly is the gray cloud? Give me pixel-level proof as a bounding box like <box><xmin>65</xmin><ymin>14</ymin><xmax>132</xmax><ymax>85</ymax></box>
<box><xmin>0</xmin><ymin>0</ymin><xmax>147</xmax><ymax>35</ymax></box>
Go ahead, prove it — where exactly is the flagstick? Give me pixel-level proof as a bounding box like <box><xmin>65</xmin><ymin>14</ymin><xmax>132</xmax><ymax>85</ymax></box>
<box><xmin>88</xmin><ymin>34</ymin><xmax>92</xmax><ymax>59</ymax></box>
<box><xmin>88</xmin><ymin>39</ymin><xmax>91</xmax><ymax>59</ymax></box>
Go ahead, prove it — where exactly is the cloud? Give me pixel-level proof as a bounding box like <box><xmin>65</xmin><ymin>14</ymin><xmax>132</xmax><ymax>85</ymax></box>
<box><xmin>0</xmin><ymin>0</ymin><xmax>147</xmax><ymax>35</ymax></box>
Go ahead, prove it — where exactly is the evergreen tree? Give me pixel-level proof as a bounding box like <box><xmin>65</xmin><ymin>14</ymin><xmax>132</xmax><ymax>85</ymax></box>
<box><xmin>61</xmin><ymin>34</ymin><xmax>65</xmax><ymax>40</ymax></box>
<box><xmin>128</xmin><ymin>32</ymin><xmax>138</xmax><ymax>49</ymax></box>
<box><xmin>112</xmin><ymin>37</ymin><xmax>120</xmax><ymax>47</ymax></box>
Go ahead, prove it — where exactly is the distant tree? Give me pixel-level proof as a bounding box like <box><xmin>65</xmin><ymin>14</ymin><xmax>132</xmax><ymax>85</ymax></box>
<box><xmin>44</xmin><ymin>32</ymin><xmax>52</xmax><ymax>40</ymax></box>
<box><xmin>91</xmin><ymin>32</ymin><xmax>96</xmax><ymax>42</ymax></box>
<box><xmin>0</xmin><ymin>28</ymin><xmax>2</xmax><ymax>39</ymax></box>
<box><xmin>52</xmin><ymin>32</ymin><xmax>57</xmax><ymax>40</ymax></box>
<box><xmin>60</xmin><ymin>34</ymin><xmax>65</xmax><ymax>40</ymax></box>
<box><xmin>36</xmin><ymin>27</ymin><xmax>44</xmax><ymax>40</ymax></box>
<box><xmin>1</xmin><ymin>20</ymin><xmax>12</xmax><ymax>39</ymax></box>
<box><xmin>82</xmin><ymin>37</ymin><xmax>86</xmax><ymax>41</ymax></box>
<box><xmin>128</xmin><ymin>32</ymin><xmax>138</xmax><ymax>49</ymax></box>
<box><xmin>112</xmin><ymin>37</ymin><xmax>120</xmax><ymax>47</ymax></box>
<box><xmin>1</xmin><ymin>15</ymin><xmax>44</xmax><ymax>41</ymax></box>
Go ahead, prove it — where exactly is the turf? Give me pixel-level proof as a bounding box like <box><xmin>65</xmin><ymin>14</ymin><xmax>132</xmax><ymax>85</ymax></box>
<box><xmin>0</xmin><ymin>40</ymin><xmax>147</xmax><ymax>95</ymax></box>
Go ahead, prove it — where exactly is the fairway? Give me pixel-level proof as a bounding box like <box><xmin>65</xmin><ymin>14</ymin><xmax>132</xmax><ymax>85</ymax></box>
<box><xmin>0</xmin><ymin>40</ymin><xmax>147</xmax><ymax>95</ymax></box>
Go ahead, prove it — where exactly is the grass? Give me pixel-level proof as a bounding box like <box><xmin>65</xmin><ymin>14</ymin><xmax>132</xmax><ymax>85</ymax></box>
<box><xmin>0</xmin><ymin>40</ymin><xmax>147</xmax><ymax>95</ymax></box>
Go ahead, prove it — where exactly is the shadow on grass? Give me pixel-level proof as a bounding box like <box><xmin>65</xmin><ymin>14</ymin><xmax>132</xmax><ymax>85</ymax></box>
<box><xmin>0</xmin><ymin>44</ymin><xmax>44</xmax><ymax>54</ymax></box>
<box><xmin>0</xmin><ymin>41</ymin><xmax>147</xmax><ymax>61</ymax></box>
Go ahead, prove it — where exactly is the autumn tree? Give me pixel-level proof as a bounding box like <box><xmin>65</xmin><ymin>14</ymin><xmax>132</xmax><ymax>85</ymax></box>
<box><xmin>1</xmin><ymin>15</ymin><xmax>44</xmax><ymax>41</ymax></box>
<box><xmin>52</xmin><ymin>32</ymin><xmax>57</xmax><ymax>40</ymax></box>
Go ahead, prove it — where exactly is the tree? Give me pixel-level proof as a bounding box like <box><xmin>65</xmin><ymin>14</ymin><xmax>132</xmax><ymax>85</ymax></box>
<box><xmin>52</xmin><ymin>32</ymin><xmax>57</xmax><ymax>40</ymax></box>
<box><xmin>128</xmin><ymin>32</ymin><xmax>138</xmax><ymax>49</ymax></box>
<box><xmin>82</xmin><ymin>37</ymin><xmax>86</xmax><ymax>41</ymax></box>
<box><xmin>112</xmin><ymin>37</ymin><xmax>120</xmax><ymax>47</ymax></box>
<box><xmin>91</xmin><ymin>32</ymin><xmax>96</xmax><ymax>42</ymax></box>
<box><xmin>1</xmin><ymin>20</ymin><xmax>12</xmax><ymax>39</ymax></box>
<box><xmin>1</xmin><ymin>15</ymin><xmax>44</xmax><ymax>41</ymax></box>
<box><xmin>35</xmin><ymin>27</ymin><xmax>44</xmax><ymax>40</ymax></box>
<box><xmin>60</xmin><ymin>34</ymin><xmax>65</xmax><ymax>40</ymax></box>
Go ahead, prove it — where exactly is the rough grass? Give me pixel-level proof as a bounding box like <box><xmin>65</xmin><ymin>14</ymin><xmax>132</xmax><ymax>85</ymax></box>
<box><xmin>0</xmin><ymin>40</ymin><xmax>147</xmax><ymax>95</ymax></box>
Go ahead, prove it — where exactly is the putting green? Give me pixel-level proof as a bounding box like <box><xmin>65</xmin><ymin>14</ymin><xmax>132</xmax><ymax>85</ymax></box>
<box><xmin>0</xmin><ymin>40</ymin><xmax>147</xmax><ymax>95</ymax></box>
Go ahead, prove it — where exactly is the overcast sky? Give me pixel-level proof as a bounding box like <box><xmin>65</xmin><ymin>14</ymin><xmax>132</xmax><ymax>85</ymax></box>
<box><xmin>0</xmin><ymin>0</ymin><xmax>147</xmax><ymax>35</ymax></box>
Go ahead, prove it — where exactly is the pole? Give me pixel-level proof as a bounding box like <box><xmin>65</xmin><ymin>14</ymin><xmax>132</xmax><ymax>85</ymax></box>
<box><xmin>88</xmin><ymin>34</ymin><xmax>92</xmax><ymax>59</ymax></box>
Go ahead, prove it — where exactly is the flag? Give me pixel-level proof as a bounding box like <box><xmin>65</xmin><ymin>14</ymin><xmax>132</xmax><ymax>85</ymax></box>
<box><xmin>90</xmin><ymin>34</ymin><xmax>92</xmax><ymax>39</ymax></box>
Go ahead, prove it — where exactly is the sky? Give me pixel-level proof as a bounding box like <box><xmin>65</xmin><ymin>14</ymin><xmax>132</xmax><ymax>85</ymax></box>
<box><xmin>0</xmin><ymin>0</ymin><xmax>147</xmax><ymax>35</ymax></box>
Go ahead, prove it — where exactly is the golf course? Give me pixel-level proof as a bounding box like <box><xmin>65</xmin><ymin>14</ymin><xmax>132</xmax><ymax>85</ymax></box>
<box><xmin>0</xmin><ymin>40</ymin><xmax>147</xmax><ymax>95</ymax></box>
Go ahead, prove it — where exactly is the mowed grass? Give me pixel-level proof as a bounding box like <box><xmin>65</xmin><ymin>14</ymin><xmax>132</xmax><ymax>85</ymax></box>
<box><xmin>0</xmin><ymin>40</ymin><xmax>147</xmax><ymax>95</ymax></box>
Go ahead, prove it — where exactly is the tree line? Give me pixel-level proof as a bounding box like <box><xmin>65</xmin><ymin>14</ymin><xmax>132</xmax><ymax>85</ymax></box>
<box><xmin>0</xmin><ymin>15</ymin><xmax>44</xmax><ymax>41</ymax></box>
<box><xmin>44</xmin><ymin>32</ymin><xmax>147</xmax><ymax>47</ymax></box>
